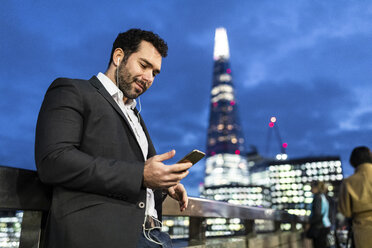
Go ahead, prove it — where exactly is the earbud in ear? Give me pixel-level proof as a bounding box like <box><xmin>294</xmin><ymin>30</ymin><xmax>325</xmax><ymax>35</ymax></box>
<box><xmin>117</xmin><ymin>58</ymin><xmax>120</xmax><ymax>64</ymax></box>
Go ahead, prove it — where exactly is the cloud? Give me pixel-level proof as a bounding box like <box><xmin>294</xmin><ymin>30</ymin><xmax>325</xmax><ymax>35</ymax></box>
<box><xmin>223</xmin><ymin>1</ymin><xmax>372</xmax><ymax>89</ymax></box>
<box><xmin>2</xmin><ymin>0</ymin><xmax>372</xmax><ymax>190</ymax></box>
<box><xmin>238</xmin><ymin>78</ymin><xmax>357</xmax><ymax>155</ymax></box>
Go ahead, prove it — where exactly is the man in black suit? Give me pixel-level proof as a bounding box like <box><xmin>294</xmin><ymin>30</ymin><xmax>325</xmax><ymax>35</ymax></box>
<box><xmin>35</xmin><ymin>29</ymin><xmax>192</xmax><ymax>248</ymax></box>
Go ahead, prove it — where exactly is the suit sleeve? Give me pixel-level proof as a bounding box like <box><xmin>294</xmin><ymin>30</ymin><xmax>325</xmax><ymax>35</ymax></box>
<box><xmin>35</xmin><ymin>79</ymin><xmax>144</xmax><ymax>200</ymax></box>
<box><xmin>338</xmin><ymin>181</ymin><xmax>352</xmax><ymax>218</ymax></box>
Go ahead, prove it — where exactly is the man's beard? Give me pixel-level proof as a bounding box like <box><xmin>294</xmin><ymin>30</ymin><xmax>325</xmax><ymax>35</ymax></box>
<box><xmin>115</xmin><ymin>62</ymin><xmax>147</xmax><ymax>100</ymax></box>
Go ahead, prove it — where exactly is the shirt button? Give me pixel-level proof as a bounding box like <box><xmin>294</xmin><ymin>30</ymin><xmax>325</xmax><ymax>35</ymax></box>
<box><xmin>138</xmin><ymin>202</ymin><xmax>145</xmax><ymax>209</ymax></box>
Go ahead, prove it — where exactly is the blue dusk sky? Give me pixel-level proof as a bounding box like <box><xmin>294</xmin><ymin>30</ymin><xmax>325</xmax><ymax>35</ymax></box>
<box><xmin>1</xmin><ymin>1</ymin><xmax>372</xmax><ymax>196</ymax></box>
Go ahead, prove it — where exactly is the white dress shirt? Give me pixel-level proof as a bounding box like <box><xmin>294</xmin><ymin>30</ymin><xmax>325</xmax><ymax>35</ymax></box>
<box><xmin>97</xmin><ymin>72</ymin><xmax>158</xmax><ymax>218</ymax></box>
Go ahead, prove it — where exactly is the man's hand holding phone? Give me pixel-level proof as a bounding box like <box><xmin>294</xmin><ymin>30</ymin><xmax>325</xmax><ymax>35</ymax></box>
<box><xmin>143</xmin><ymin>149</ymin><xmax>205</xmax><ymax>211</ymax></box>
<box><xmin>143</xmin><ymin>150</ymin><xmax>192</xmax><ymax>189</ymax></box>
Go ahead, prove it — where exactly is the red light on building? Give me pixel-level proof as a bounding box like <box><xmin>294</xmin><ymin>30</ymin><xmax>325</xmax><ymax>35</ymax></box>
<box><xmin>269</xmin><ymin>122</ymin><xmax>274</xmax><ymax>128</ymax></box>
<box><xmin>235</xmin><ymin>150</ymin><xmax>240</xmax><ymax>155</ymax></box>
<box><xmin>226</xmin><ymin>68</ymin><xmax>231</xmax><ymax>74</ymax></box>
<box><xmin>282</xmin><ymin>143</ymin><xmax>288</xmax><ymax>148</ymax></box>
<box><xmin>230</xmin><ymin>100</ymin><xmax>235</xmax><ymax>106</ymax></box>
<box><xmin>213</xmin><ymin>102</ymin><xmax>218</xmax><ymax>107</ymax></box>
<box><xmin>211</xmin><ymin>151</ymin><xmax>216</xmax><ymax>156</ymax></box>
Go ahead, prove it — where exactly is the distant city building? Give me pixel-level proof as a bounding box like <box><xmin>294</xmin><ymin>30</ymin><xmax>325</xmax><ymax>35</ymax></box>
<box><xmin>203</xmin><ymin>185</ymin><xmax>271</xmax><ymax>208</ymax></box>
<box><xmin>250</xmin><ymin>156</ymin><xmax>344</xmax><ymax>216</ymax></box>
<box><xmin>164</xmin><ymin>27</ymin><xmax>264</xmax><ymax>239</ymax></box>
<box><xmin>199</xmin><ymin>27</ymin><xmax>271</xmax><ymax>237</ymax></box>
<box><xmin>0</xmin><ymin>211</ymin><xmax>22</xmax><ymax>248</ymax></box>
<box><xmin>247</xmin><ymin>150</ymin><xmax>273</xmax><ymax>188</ymax></box>
<box><xmin>165</xmin><ymin>27</ymin><xmax>344</xmax><ymax>239</ymax></box>
<box><xmin>203</xmin><ymin>27</ymin><xmax>249</xmax><ymax>188</ymax></box>
<box><xmin>162</xmin><ymin>216</ymin><xmax>189</xmax><ymax>240</ymax></box>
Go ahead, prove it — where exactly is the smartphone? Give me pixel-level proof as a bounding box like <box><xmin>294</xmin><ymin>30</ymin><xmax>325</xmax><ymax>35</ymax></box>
<box><xmin>177</xmin><ymin>149</ymin><xmax>205</xmax><ymax>165</ymax></box>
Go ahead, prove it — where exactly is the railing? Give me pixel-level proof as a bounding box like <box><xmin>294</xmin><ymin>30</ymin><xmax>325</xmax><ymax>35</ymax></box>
<box><xmin>163</xmin><ymin>196</ymin><xmax>307</xmax><ymax>247</ymax></box>
<box><xmin>0</xmin><ymin>165</ymin><xmax>51</xmax><ymax>248</ymax></box>
<box><xmin>0</xmin><ymin>165</ymin><xmax>307</xmax><ymax>248</ymax></box>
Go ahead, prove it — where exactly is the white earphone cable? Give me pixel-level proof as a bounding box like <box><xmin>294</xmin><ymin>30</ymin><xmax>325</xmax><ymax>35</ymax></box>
<box><xmin>137</xmin><ymin>97</ymin><xmax>142</xmax><ymax>123</ymax></box>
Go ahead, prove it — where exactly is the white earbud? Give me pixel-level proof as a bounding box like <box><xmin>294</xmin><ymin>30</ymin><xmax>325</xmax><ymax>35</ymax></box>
<box><xmin>116</xmin><ymin>58</ymin><xmax>120</xmax><ymax>87</ymax></box>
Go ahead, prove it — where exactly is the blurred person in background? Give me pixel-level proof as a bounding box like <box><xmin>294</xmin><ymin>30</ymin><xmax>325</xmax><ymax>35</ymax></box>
<box><xmin>306</xmin><ymin>181</ymin><xmax>331</xmax><ymax>248</ymax></box>
<box><xmin>339</xmin><ymin>146</ymin><xmax>372</xmax><ymax>248</ymax></box>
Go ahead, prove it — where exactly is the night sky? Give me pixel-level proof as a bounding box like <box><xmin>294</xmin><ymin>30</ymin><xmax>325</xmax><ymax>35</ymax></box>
<box><xmin>1</xmin><ymin>1</ymin><xmax>372</xmax><ymax>196</ymax></box>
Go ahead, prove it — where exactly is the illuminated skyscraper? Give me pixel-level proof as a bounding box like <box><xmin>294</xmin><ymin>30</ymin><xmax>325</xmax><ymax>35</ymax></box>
<box><xmin>199</xmin><ymin>28</ymin><xmax>270</xmax><ymax>237</ymax></box>
<box><xmin>203</xmin><ymin>27</ymin><xmax>249</xmax><ymax>188</ymax></box>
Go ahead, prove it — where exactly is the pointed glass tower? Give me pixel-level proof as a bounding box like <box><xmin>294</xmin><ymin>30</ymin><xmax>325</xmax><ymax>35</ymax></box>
<box><xmin>203</xmin><ymin>28</ymin><xmax>249</xmax><ymax>188</ymax></box>
<box><xmin>199</xmin><ymin>29</ymin><xmax>271</xmax><ymax>237</ymax></box>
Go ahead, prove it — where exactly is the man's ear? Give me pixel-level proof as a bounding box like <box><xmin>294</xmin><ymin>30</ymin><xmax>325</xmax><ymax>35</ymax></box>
<box><xmin>113</xmin><ymin>48</ymin><xmax>124</xmax><ymax>67</ymax></box>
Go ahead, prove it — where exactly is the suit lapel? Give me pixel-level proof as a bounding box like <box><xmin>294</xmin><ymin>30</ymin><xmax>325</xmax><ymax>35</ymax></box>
<box><xmin>88</xmin><ymin>76</ymin><xmax>139</xmax><ymax>146</ymax></box>
<box><xmin>133</xmin><ymin>108</ymin><xmax>156</xmax><ymax>158</ymax></box>
<box><xmin>89</xmin><ymin>76</ymin><xmax>157</xmax><ymax>160</ymax></box>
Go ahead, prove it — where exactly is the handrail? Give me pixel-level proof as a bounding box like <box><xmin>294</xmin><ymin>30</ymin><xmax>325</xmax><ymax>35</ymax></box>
<box><xmin>0</xmin><ymin>165</ymin><xmax>52</xmax><ymax>248</ymax></box>
<box><xmin>163</xmin><ymin>196</ymin><xmax>306</xmax><ymax>223</ymax></box>
<box><xmin>0</xmin><ymin>165</ymin><xmax>51</xmax><ymax>211</ymax></box>
<box><xmin>162</xmin><ymin>195</ymin><xmax>306</xmax><ymax>245</ymax></box>
<box><xmin>0</xmin><ymin>165</ymin><xmax>306</xmax><ymax>247</ymax></box>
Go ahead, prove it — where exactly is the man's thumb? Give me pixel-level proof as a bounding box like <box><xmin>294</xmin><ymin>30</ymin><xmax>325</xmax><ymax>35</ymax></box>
<box><xmin>155</xmin><ymin>150</ymin><xmax>176</xmax><ymax>162</ymax></box>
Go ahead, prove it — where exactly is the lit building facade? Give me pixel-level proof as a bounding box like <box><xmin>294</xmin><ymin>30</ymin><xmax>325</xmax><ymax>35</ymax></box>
<box><xmin>199</xmin><ymin>27</ymin><xmax>272</xmax><ymax>237</ymax></box>
<box><xmin>204</xmin><ymin>27</ymin><xmax>249</xmax><ymax>189</ymax></box>
<box><xmin>164</xmin><ymin>27</ymin><xmax>269</xmax><ymax>239</ymax></box>
<box><xmin>0</xmin><ymin>211</ymin><xmax>22</xmax><ymax>248</ymax></box>
<box><xmin>203</xmin><ymin>185</ymin><xmax>271</xmax><ymax>208</ymax></box>
<box><xmin>267</xmin><ymin>156</ymin><xmax>343</xmax><ymax>216</ymax></box>
<box><xmin>247</xmin><ymin>151</ymin><xmax>273</xmax><ymax>188</ymax></box>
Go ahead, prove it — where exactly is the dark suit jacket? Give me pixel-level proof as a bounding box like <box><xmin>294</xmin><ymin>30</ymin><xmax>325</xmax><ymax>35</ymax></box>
<box><xmin>35</xmin><ymin>76</ymin><xmax>163</xmax><ymax>248</ymax></box>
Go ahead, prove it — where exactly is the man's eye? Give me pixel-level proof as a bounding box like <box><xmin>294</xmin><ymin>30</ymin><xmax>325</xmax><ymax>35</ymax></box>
<box><xmin>140</xmin><ymin>63</ymin><xmax>146</xmax><ymax>68</ymax></box>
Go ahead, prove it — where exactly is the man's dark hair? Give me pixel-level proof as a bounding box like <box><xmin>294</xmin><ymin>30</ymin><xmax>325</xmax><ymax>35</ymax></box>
<box><xmin>108</xmin><ymin>29</ymin><xmax>168</xmax><ymax>67</ymax></box>
<box><xmin>349</xmin><ymin>146</ymin><xmax>372</xmax><ymax>168</ymax></box>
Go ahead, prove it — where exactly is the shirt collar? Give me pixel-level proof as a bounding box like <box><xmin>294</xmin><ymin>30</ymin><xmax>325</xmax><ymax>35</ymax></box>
<box><xmin>96</xmin><ymin>72</ymin><xmax>137</xmax><ymax>109</ymax></box>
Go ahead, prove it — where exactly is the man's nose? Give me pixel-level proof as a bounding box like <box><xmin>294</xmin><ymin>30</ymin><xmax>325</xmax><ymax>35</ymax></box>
<box><xmin>143</xmin><ymin>70</ymin><xmax>154</xmax><ymax>83</ymax></box>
